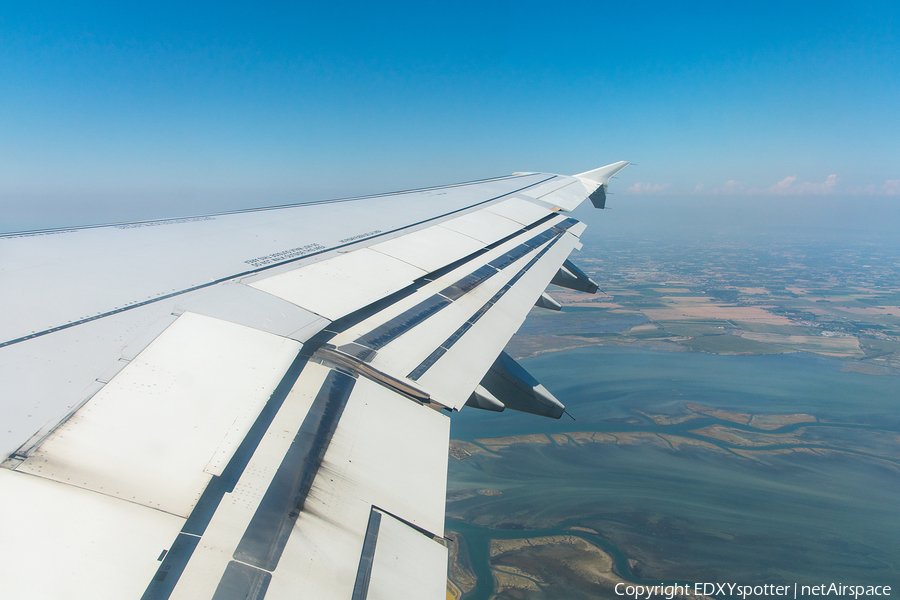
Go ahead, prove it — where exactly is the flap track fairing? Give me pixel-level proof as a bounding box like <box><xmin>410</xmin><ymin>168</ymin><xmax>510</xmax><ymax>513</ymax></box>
<box><xmin>464</xmin><ymin>385</ymin><xmax>506</xmax><ymax>412</ymax></box>
<box><xmin>474</xmin><ymin>351</ymin><xmax>564</xmax><ymax>419</ymax></box>
<box><xmin>550</xmin><ymin>259</ymin><xmax>599</xmax><ymax>294</ymax></box>
<box><xmin>534</xmin><ymin>293</ymin><xmax>562</xmax><ymax>311</ymax></box>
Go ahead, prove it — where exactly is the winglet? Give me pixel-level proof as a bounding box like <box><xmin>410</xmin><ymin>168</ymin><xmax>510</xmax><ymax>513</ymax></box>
<box><xmin>574</xmin><ymin>161</ymin><xmax>630</xmax><ymax>209</ymax></box>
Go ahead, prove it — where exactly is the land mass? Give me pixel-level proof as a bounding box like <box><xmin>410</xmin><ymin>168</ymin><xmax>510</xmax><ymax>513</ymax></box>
<box><xmin>505</xmin><ymin>236</ymin><xmax>900</xmax><ymax>374</ymax></box>
<box><xmin>447</xmin><ymin>402</ymin><xmax>900</xmax><ymax>596</ymax></box>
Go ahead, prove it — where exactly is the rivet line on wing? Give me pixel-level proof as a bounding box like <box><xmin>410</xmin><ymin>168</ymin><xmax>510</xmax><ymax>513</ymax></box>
<box><xmin>0</xmin><ymin>172</ymin><xmax>542</xmax><ymax>239</ymax></box>
<box><xmin>0</xmin><ymin>176</ymin><xmax>560</xmax><ymax>349</ymax></box>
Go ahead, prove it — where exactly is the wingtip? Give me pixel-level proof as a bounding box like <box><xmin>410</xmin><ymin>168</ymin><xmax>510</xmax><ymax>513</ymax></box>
<box><xmin>574</xmin><ymin>161</ymin><xmax>631</xmax><ymax>184</ymax></box>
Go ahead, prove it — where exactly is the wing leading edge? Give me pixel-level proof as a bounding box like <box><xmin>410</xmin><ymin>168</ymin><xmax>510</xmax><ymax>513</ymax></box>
<box><xmin>0</xmin><ymin>162</ymin><xmax>628</xmax><ymax>599</ymax></box>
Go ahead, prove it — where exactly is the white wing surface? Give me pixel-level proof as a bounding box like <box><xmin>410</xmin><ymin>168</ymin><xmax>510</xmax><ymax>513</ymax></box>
<box><xmin>0</xmin><ymin>163</ymin><xmax>629</xmax><ymax>599</ymax></box>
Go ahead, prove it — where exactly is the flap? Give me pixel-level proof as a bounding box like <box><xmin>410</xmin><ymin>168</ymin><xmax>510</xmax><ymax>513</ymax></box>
<box><xmin>18</xmin><ymin>312</ymin><xmax>301</xmax><ymax>517</ymax></box>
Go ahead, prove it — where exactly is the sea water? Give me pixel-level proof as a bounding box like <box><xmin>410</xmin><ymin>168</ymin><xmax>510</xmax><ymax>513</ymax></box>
<box><xmin>447</xmin><ymin>346</ymin><xmax>900</xmax><ymax>596</ymax></box>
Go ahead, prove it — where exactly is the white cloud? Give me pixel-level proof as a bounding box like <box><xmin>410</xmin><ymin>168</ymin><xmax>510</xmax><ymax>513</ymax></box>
<box><xmin>845</xmin><ymin>179</ymin><xmax>900</xmax><ymax>196</ymax></box>
<box><xmin>702</xmin><ymin>175</ymin><xmax>897</xmax><ymax>197</ymax></box>
<box><xmin>770</xmin><ymin>175</ymin><xmax>797</xmax><ymax>193</ymax></box>
<box><xmin>712</xmin><ymin>180</ymin><xmax>738</xmax><ymax>195</ymax></box>
<box><xmin>766</xmin><ymin>174</ymin><xmax>839</xmax><ymax>195</ymax></box>
<box><xmin>854</xmin><ymin>183</ymin><xmax>879</xmax><ymax>195</ymax></box>
<box><xmin>627</xmin><ymin>182</ymin><xmax>670</xmax><ymax>194</ymax></box>
<box><xmin>881</xmin><ymin>180</ymin><xmax>900</xmax><ymax>195</ymax></box>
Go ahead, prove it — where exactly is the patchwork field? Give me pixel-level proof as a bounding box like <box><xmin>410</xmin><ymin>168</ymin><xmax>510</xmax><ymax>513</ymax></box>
<box><xmin>504</xmin><ymin>235</ymin><xmax>900</xmax><ymax>370</ymax></box>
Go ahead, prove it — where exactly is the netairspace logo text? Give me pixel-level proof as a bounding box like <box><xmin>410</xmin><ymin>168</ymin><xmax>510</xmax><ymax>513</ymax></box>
<box><xmin>614</xmin><ymin>583</ymin><xmax>892</xmax><ymax>600</ymax></box>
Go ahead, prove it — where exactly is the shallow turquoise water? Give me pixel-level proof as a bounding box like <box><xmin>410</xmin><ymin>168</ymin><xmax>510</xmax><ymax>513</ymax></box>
<box><xmin>447</xmin><ymin>347</ymin><xmax>900</xmax><ymax>596</ymax></box>
<box><xmin>451</xmin><ymin>346</ymin><xmax>900</xmax><ymax>438</ymax></box>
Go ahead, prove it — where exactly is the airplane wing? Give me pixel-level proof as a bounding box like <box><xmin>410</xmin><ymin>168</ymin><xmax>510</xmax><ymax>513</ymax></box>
<box><xmin>0</xmin><ymin>161</ymin><xmax>629</xmax><ymax>600</ymax></box>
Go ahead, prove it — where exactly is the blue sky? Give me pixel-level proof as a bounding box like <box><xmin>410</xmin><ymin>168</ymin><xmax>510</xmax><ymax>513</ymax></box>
<box><xmin>2</xmin><ymin>2</ymin><xmax>898</xmax><ymax>229</ymax></box>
